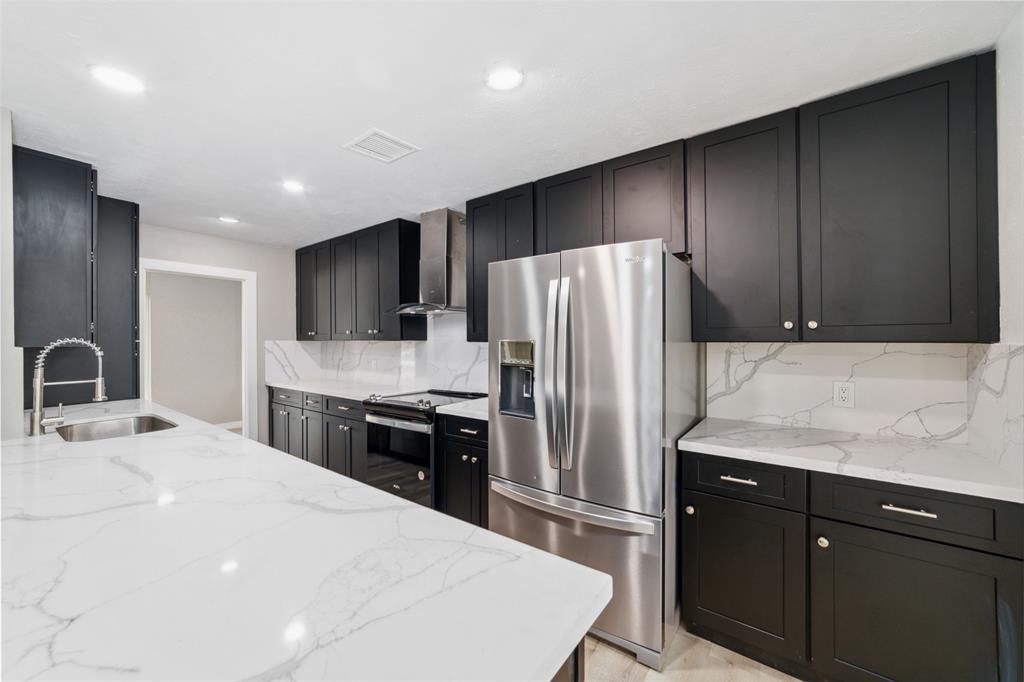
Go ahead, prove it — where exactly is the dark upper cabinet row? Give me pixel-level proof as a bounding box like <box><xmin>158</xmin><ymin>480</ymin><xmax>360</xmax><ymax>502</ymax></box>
<box><xmin>296</xmin><ymin>219</ymin><xmax>426</xmax><ymax>342</ymax></box>
<box><xmin>690</xmin><ymin>52</ymin><xmax>999</xmax><ymax>342</ymax></box>
<box><xmin>13</xmin><ymin>147</ymin><xmax>140</xmax><ymax>407</ymax></box>
<box><xmin>465</xmin><ymin>140</ymin><xmax>686</xmax><ymax>340</ymax></box>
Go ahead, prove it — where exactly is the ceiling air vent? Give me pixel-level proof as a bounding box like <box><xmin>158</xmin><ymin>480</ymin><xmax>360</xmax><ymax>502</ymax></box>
<box><xmin>344</xmin><ymin>128</ymin><xmax>419</xmax><ymax>163</ymax></box>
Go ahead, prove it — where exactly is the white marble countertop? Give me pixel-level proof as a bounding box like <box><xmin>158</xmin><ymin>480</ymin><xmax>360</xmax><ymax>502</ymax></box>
<box><xmin>678</xmin><ymin>418</ymin><xmax>1024</xmax><ymax>503</ymax></box>
<box><xmin>2</xmin><ymin>400</ymin><xmax>611</xmax><ymax>681</ymax></box>
<box><xmin>436</xmin><ymin>397</ymin><xmax>489</xmax><ymax>421</ymax></box>
<box><xmin>267</xmin><ymin>379</ymin><xmax>428</xmax><ymax>401</ymax></box>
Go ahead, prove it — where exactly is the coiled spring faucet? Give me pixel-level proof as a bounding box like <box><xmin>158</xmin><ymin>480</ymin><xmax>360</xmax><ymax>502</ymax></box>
<box><xmin>30</xmin><ymin>337</ymin><xmax>108</xmax><ymax>436</ymax></box>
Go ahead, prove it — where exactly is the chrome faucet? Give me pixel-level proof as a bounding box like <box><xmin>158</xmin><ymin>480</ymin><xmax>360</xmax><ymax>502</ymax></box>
<box><xmin>30</xmin><ymin>338</ymin><xmax>108</xmax><ymax>436</ymax></box>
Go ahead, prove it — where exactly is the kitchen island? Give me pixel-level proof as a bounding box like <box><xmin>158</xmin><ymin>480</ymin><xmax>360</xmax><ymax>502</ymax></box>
<box><xmin>1</xmin><ymin>400</ymin><xmax>611</xmax><ymax>681</ymax></box>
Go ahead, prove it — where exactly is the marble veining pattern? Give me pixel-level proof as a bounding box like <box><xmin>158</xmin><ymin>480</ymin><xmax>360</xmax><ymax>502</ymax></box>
<box><xmin>1</xmin><ymin>400</ymin><xmax>611</xmax><ymax>681</ymax></box>
<box><xmin>678</xmin><ymin>417</ymin><xmax>1023</xmax><ymax>503</ymax></box>
<box><xmin>435</xmin><ymin>397</ymin><xmax>489</xmax><ymax>421</ymax></box>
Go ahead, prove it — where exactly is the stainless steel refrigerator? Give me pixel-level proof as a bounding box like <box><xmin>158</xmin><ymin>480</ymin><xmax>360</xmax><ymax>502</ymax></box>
<box><xmin>487</xmin><ymin>239</ymin><xmax>702</xmax><ymax>670</ymax></box>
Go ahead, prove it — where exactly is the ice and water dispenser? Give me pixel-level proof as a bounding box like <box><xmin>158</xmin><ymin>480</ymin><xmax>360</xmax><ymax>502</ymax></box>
<box><xmin>498</xmin><ymin>340</ymin><xmax>535</xmax><ymax>419</ymax></box>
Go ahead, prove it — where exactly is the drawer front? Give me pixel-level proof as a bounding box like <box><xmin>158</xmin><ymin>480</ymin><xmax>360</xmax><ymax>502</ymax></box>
<box><xmin>811</xmin><ymin>472</ymin><xmax>1023</xmax><ymax>558</ymax></box>
<box><xmin>683</xmin><ymin>452</ymin><xmax>807</xmax><ymax>512</ymax></box>
<box><xmin>325</xmin><ymin>396</ymin><xmax>365</xmax><ymax>419</ymax></box>
<box><xmin>301</xmin><ymin>392</ymin><xmax>324</xmax><ymax>411</ymax></box>
<box><xmin>269</xmin><ymin>387</ymin><xmax>301</xmax><ymax>407</ymax></box>
<box><xmin>442</xmin><ymin>415</ymin><xmax>488</xmax><ymax>443</ymax></box>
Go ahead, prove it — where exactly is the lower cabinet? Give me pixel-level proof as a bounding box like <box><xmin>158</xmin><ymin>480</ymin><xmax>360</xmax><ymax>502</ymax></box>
<box><xmin>270</xmin><ymin>391</ymin><xmax>366</xmax><ymax>473</ymax></box>
<box><xmin>439</xmin><ymin>439</ymin><xmax>487</xmax><ymax>526</ymax></box>
<box><xmin>810</xmin><ymin>517</ymin><xmax>1022</xmax><ymax>682</ymax></box>
<box><xmin>271</xmin><ymin>402</ymin><xmax>303</xmax><ymax>458</ymax></box>
<box><xmin>302</xmin><ymin>410</ymin><xmax>323</xmax><ymax>467</ymax></box>
<box><xmin>323</xmin><ymin>414</ymin><xmax>365</xmax><ymax>477</ymax></box>
<box><xmin>682</xmin><ymin>491</ymin><xmax>806</xmax><ymax>662</ymax></box>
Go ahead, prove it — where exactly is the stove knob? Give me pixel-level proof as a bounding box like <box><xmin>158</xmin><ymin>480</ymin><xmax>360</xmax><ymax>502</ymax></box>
<box><xmin>424</xmin><ymin>400</ymin><xmax>432</xmax><ymax>408</ymax></box>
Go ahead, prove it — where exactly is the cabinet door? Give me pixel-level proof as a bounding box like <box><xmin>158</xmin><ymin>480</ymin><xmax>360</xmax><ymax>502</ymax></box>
<box><xmin>353</xmin><ymin>229</ymin><xmax>379</xmax><ymax>340</ymax></box>
<box><xmin>800</xmin><ymin>55</ymin><xmax>988</xmax><ymax>341</ymax></box>
<box><xmin>285</xmin><ymin>405</ymin><xmax>304</xmax><ymax>458</ymax></box>
<box><xmin>602</xmin><ymin>141</ymin><xmax>685</xmax><ymax>253</ymax></box>
<box><xmin>375</xmin><ymin>222</ymin><xmax>401</xmax><ymax>341</ymax></box>
<box><xmin>271</xmin><ymin>403</ymin><xmax>290</xmax><ymax>453</ymax></box>
<box><xmin>324</xmin><ymin>415</ymin><xmax>352</xmax><ymax>476</ymax></box>
<box><xmin>810</xmin><ymin>518</ymin><xmax>1022</xmax><ymax>682</ymax></box>
<box><xmin>441</xmin><ymin>440</ymin><xmax>475</xmax><ymax>523</ymax></box>
<box><xmin>296</xmin><ymin>246</ymin><xmax>317</xmax><ymax>339</ymax></box>
<box><xmin>95</xmin><ymin>197</ymin><xmax>139</xmax><ymax>401</ymax></box>
<box><xmin>469</xmin><ymin>449</ymin><xmax>488</xmax><ymax>527</ymax></box>
<box><xmin>13</xmin><ymin>147</ymin><xmax>94</xmax><ymax>346</ymax></box>
<box><xmin>330</xmin><ymin>237</ymin><xmax>355</xmax><ymax>340</ymax></box>
<box><xmin>502</xmin><ymin>184</ymin><xmax>534</xmax><ymax>260</ymax></box>
<box><xmin>303</xmin><ymin>410</ymin><xmax>323</xmax><ymax>467</ymax></box>
<box><xmin>312</xmin><ymin>241</ymin><xmax>331</xmax><ymax>340</ymax></box>
<box><xmin>348</xmin><ymin>418</ymin><xmax>368</xmax><ymax>481</ymax></box>
<box><xmin>682</xmin><ymin>491</ymin><xmax>806</xmax><ymax>662</ymax></box>
<box><xmin>535</xmin><ymin>164</ymin><xmax>603</xmax><ymax>254</ymax></box>
<box><xmin>688</xmin><ymin>111</ymin><xmax>800</xmax><ymax>342</ymax></box>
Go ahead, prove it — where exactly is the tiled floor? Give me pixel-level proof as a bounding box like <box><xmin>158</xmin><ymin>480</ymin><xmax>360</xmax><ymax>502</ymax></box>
<box><xmin>585</xmin><ymin>630</ymin><xmax>799</xmax><ymax>682</ymax></box>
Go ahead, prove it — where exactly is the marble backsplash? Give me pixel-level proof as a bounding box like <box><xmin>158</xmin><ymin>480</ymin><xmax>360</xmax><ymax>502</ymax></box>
<box><xmin>265</xmin><ymin>314</ymin><xmax>488</xmax><ymax>393</ymax></box>
<box><xmin>706</xmin><ymin>342</ymin><xmax>1023</xmax><ymax>464</ymax></box>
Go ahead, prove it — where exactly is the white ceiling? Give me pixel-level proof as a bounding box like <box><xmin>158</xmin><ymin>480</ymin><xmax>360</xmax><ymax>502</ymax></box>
<box><xmin>2</xmin><ymin>1</ymin><xmax>1019</xmax><ymax>247</ymax></box>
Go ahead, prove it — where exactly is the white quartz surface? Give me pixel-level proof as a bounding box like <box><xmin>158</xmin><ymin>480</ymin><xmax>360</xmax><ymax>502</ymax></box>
<box><xmin>2</xmin><ymin>400</ymin><xmax>611</xmax><ymax>681</ymax></box>
<box><xmin>436</xmin><ymin>397</ymin><xmax>489</xmax><ymax>421</ymax></box>
<box><xmin>267</xmin><ymin>378</ymin><xmax>427</xmax><ymax>401</ymax></box>
<box><xmin>678</xmin><ymin>418</ymin><xmax>1024</xmax><ymax>503</ymax></box>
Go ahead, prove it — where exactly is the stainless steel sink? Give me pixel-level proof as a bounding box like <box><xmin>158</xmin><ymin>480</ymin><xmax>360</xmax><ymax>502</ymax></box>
<box><xmin>56</xmin><ymin>415</ymin><xmax>178</xmax><ymax>442</ymax></box>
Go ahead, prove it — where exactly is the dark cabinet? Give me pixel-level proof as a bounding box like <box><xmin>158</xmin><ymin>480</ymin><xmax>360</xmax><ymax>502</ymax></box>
<box><xmin>682</xmin><ymin>491</ymin><xmax>806</xmax><ymax>662</ymax></box>
<box><xmin>296</xmin><ymin>241</ymin><xmax>330</xmax><ymax>340</ymax></box>
<box><xmin>93</xmin><ymin>197</ymin><xmax>139</xmax><ymax>401</ymax></box>
<box><xmin>810</xmin><ymin>517</ymin><xmax>1022</xmax><ymax>682</ymax></box>
<box><xmin>330</xmin><ymin>236</ymin><xmax>355</xmax><ymax>339</ymax></box>
<box><xmin>302</xmin><ymin>410</ymin><xmax>324</xmax><ymax>467</ymax></box>
<box><xmin>440</xmin><ymin>440</ymin><xmax>487</xmax><ymax>526</ymax></box>
<box><xmin>324</xmin><ymin>414</ymin><xmax>354</xmax><ymax>476</ymax></box>
<box><xmin>535</xmin><ymin>164</ymin><xmax>603</xmax><ymax>254</ymax></box>
<box><xmin>799</xmin><ymin>53</ymin><xmax>997</xmax><ymax>342</ymax></box>
<box><xmin>271</xmin><ymin>402</ymin><xmax>303</xmax><ymax>458</ymax></box>
<box><xmin>687</xmin><ymin>110</ymin><xmax>799</xmax><ymax>342</ymax></box>
<box><xmin>465</xmin><ymin>183</ymin><xmax>534</xmax><ymax>342</ymax></box>
<box><xmin>602</xmin><ymin>141</ymin><xmax>685</xmax><ymax>254</ymax></box>
<box><xmin>353</xmin><ymin>229</ymin><xmax>379</xmax><ymax>339</ymax></box>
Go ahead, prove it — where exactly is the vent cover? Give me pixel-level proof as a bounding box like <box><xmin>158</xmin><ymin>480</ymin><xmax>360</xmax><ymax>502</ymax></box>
<box><xmin>344</xmin><ymin>129</ymin><xmax>419</xmax><ymax>163</ymax></box>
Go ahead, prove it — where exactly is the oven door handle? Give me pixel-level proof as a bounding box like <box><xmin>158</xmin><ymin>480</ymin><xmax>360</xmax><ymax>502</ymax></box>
<box><xmin>365</xmin><ymin>413</ymin><xmax>433</xmax><ymax>434</ymax></box>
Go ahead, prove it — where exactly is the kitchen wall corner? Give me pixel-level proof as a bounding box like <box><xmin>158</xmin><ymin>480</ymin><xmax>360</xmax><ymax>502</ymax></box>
<box><xmin>0</xmin><ymin>108</ymin><xmax>22</xmax><ymax>439</ymax></box>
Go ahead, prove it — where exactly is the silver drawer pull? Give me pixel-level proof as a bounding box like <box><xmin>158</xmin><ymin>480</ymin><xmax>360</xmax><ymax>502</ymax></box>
<box><xmin>462</xmin><ymin>454</ymin><xmax>469</xmax><ymax>462</ymax></box>
<box><xmin>279</xmin><ymin>394</ymin><xmax>291</xmax><ymax>399</ymax></box>
<box><xmin>305</xmin><ymin>400</ymin><xmax>318</xmax><ymax>405</ymax></box>
<box><xmin>459</xmin><ymin>428</ymin><xmax>479</xmax><ymax>435</ymax></box>
<box><xmin>720</xmin><ymin>474</ymin><xmax>758</xmax><ymax>487</ymax></box>
<box><xmin>392</xmin><ymin>484</ymin><xmax>401</xmax><ymax>490</ymax></box>
<box><xmin>337</xmin><ymin>406</ymin><xmax>351</xmax><ymax>411</ymax></box>
<box><xmin>881</xmin><ymin>503</ymin><xmax>938</xmax><ymax>519</ymax></box>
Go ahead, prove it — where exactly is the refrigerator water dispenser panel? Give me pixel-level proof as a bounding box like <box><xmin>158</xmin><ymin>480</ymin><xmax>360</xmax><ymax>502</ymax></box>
<box><xmin>499</xmin><ymin>340</ymin><xmax>535</xmax><ymax>419</ymax></box>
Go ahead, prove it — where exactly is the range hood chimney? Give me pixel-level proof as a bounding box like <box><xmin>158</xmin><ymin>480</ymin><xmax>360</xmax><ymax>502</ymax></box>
<box><xmin>392</xmin><ymin>208</ymin><xmax>467</xmax><ymax>315</ymax></box>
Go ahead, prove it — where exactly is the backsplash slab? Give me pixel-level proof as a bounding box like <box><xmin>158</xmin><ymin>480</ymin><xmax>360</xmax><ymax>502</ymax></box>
<box><xmin>265</xmin><ymin>314</ymin><xmax>487</xmax><ymax>393</ymax></box>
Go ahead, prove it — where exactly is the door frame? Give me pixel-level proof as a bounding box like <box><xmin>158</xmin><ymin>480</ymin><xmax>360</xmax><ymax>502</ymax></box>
<box><xmin>138</xmin><ymin>258</ymin><xmax>258</xmax><ymax>440</ymax></box>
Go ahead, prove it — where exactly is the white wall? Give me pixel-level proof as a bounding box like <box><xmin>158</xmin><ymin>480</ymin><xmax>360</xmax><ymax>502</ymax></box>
<box><xmin>997</xmin><ymin>6</ymin><xmax>1024</xmax><ymax>344</ymax></box>
<box><xmin>148</xmin><ymin>272</ymin><xmax>242</xmax><ymax>426</ymax></box>
<box><xmin>0</xmin><ymin>108</ymin><xmax>21</xmax><ymax>439</ymax></box>
<box><xmin>140</xmin><ymin>223</ymin><xmax>294</xmax><ymax>443</ymax></box>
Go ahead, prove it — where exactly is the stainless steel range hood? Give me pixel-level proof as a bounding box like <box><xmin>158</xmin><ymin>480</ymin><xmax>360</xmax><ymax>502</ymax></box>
<box><xmin>392</xmin><ymin>208</ymin><xmax>467</xmax><ymax>315</ymax></box>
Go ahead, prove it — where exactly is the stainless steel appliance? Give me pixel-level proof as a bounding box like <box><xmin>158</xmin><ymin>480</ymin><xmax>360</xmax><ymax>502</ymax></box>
<box><xmin>392</xmin><ymin>208</ymin><xmax>467</xmax><ymax>315</ymax></box>
<box><xmin>487</xmin><ymin>239</ymin><xmax>701</xmax><ymax>670</ymax></box>
<box><xmin>362</xmin><ymin>389</ymin><xmax>485</xmax><ymax>505</ymax></box>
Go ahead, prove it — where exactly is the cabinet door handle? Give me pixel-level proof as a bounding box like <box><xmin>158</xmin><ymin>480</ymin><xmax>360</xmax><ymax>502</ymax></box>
<box><xmin>307</xmin><ymin>331</ymin><xmax>315</xmax><ymax>336</ymax></box>
<box><xmin>720</xmin><ymin>474</ymin><xmax>758</xmax><ymax>487</ymax></box>
<box><xmin>459</xmin><ymin>428</ymin><xmax>479</xmax><ymax>435</ymax></box>
<box><xmin>278</xmin><ymin>410</ymin><xmax>288</xmax><ymax>416</ymax></box>
<box><xmin>305</xmin><ymin>399</ymin><xmax>319</xmax><ymax>406</ymax></box>
<box><xmin>881</xmin><ymin>503</ymin><xmax>938</xmax><ymax>519</ymax></box>
<box><xmin>817</xmin><ymin>536</ymin><xmax>830</xmax><ymax>549</ymax></box>
<box><xmin>470</xmin><ymin>457</ymin><xmax>478</xmax><ymax>464</ymax></box>
<box><xmin>783</xmin><ymin>320</ymin><xmax>794</xmax><ymax>330</ymax></box>
<box><xmin>684</xmin><ymin>505</ymin><xmax>695</xmax><ymax>515</ymax></box>
<box><xmin>300</xmin><ymin>415</ymin><xmax>307</xmax><ymax>422</ymax></box>
<box><xmin>392</xmin><ymin>484</ymin><xmax>401</xmax><ymax>490</ymax></box>
<box><xmin>807</xmin><ymin>320</ymin><xmax>819</xmax><ymax>330</ymax></box>
<box><xmin>461</xmin><ymin>454</ymin><xmax>469</xmax><ymax>462</ymax></box>
<box><xmin>345</xmin><ymin>330</ymin><xmax>352</xmax><ymax>334</ymax></box>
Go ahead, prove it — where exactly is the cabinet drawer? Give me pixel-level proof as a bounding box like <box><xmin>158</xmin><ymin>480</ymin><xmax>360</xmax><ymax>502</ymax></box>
<box><xmin>270</xmin><ymin>387</ymin><xmax>301</xmax><ymax>407</ymax></box>
<box><xmin>442</xmin><ymin>415</ymin><xmax>487</xmax><ymax>443</ymax></box>
<box><xmin>324</xmin><ymin>396</ymin><xmax>364</xmax><ymax>419</ymax></box>
<box><xmin>683</xmin><ymin>452</ymin><xmax>807</xmax><ymax>512</ymax></box>
<box><xmin>301</xmin><ymin>392</ymin><xmax>324</xmax><ymax>411</ymax></box>
<box><xmin>811</xmin><ymin>472</ymin><xmax>1023</xmax><ymax>558</ymax></box>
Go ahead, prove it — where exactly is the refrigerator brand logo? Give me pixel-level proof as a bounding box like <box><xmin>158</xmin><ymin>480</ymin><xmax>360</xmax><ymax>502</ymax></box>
<box><xmin>624</xmin><ymin>256</ymin><xmax>646</xmax><ymax>264</ymax></box>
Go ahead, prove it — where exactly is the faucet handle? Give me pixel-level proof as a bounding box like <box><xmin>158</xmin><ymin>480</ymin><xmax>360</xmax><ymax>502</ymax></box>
<box><xmin>57</xmin><ymin>402</ymin><xmax>63</xmax><ymax>418</ymax></box>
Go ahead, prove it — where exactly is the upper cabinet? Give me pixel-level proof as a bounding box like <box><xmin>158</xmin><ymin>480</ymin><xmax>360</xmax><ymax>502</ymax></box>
<box><xmin>800</xmin><ymin>53</ymin><xmax>997</xmax><ymax>342</ymax></box>
<box><xmin>690</xmin><ymin>52</ymin><xmax>998</xmax><ymax>343</ymax></box>
<box><xmin>602</xmin><ymin>140</ymin><xmax>686</xmax><ymax>254</ymax></box>
<box><xmin>296</xmin><ymin>240</ymin><xmax>331</xmax><ymax>340</ymax></box>
<box><xmin>297</xmin><ymin>219</ymin><xmax>425</xmax><ymax>343</ymax></box>
<box><xmin>535</xmin><ymin>164</ymin><xmax>603</xmax><ymax>254</ymax></box>
<box><xmin>688</xmin><ymin>111</ymin><xmax>800</xmax><ymax>342</ymax></box>
<box><xmin>465</xmin><ymin>184</ymin><xmax>534</xmax><ymax>342</ymax></box>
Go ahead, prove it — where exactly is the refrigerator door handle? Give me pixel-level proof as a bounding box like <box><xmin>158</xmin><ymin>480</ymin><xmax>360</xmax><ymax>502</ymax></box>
<box><xmin>555</xmin><ymin>276</ymin><xmax>573</xmax><ymax>470</ymax></box>
<box><xmin>491</xmin><ymin>479</ymin><xmax>657</xmax><ymax>535</ymax></box>
<box><xmin>544</xmin><ymin>278</ymin><xmax>560</xmax><ymax>470</ymax></box>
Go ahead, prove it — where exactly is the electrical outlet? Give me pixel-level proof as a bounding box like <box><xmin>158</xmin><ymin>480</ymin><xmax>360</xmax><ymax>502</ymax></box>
<box><xmin>833</xmin><ymin>381</ymin><xmax>855</xmax><ymax>408</ymax></box>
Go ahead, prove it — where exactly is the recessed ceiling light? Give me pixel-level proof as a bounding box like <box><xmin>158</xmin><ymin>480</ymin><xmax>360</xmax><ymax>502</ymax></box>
<box><xmin>218</xmin><ymin>216</ymin><xmax>240</xmax><ymax>224</ymax></box>
<box><xmin>89</xmin><ymin>65</ymin><xmax>146</xmax><ymax>94</ymax></box>
<box><xmin>486</xmin><ymin>67</ymin><xmax>524</xmax><ymax>91</ymax></box>
<box><xmin>282</xmin><ymin>180</ymin><xmax>305</xmax><ymax>193</ymax></box>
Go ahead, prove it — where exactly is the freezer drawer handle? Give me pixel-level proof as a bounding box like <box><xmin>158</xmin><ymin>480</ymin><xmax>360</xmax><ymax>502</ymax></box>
<box><xmin>490</xmin><ymin>480</ymin><xmax>656</xmax><ymax>535</ymax></box>
<box><xmin>881</xmin><ymin>503</ymin><xmax>938</xmax><ymax>520</ymax></box>
<box><xmin>720</xmin><ymin>475</ymin><xmax>758</xmax><ymax>487</ymax></box>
